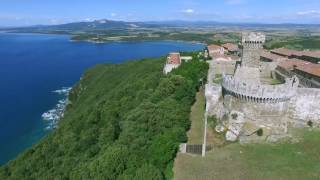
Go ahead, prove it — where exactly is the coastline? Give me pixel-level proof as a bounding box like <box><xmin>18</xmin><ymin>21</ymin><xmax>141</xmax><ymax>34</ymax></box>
<box><xmin>69</xmin><ymin>38</ymin><xmax>207</xmax><ymax>46</ymax></box>
<box><xmin>0</xmin><ymin>32</ymin><xmax>205</xmax><ymax>165</ymax></box>
<box><xmin>2</xmin><ymin>31</ymin><xmax>207</xmax><ymax>45</ymax></box>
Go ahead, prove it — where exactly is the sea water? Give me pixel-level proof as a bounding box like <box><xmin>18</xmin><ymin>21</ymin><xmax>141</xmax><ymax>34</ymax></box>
<box><xmin>0</xmin><ymin>32</ymin><xmax>204</xmax><ymax>164</ymax></box>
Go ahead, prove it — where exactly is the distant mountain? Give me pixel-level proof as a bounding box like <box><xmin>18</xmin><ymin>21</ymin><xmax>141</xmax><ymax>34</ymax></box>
<box><xmin>2</xmin><ymin>19</ymin><xmax>158</xmax><ymax>33</ymax></box>
<box><xmin>51</xmin><ymin>19</ymin><xmax>147</xmax><ymax>30</ymax></box>
<box><xmin>146</xmin><ymin>20</ymin><xmax>320</xmax><ymax>28</ymax></box>
<box><xmin>2</xmin><ymin>19</ymin><xmax>319</xmax><ymax>33</ymax></box>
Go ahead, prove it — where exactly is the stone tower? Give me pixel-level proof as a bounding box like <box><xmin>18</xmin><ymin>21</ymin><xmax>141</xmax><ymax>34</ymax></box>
<box><xmin>241</xmin><ymin>32</ymin><xmax>266</xmax><ymax>67</ymax></box>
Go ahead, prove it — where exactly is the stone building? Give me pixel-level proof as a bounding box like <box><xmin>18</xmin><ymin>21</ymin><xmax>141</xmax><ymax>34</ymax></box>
<box><xmin>205</xmin><ymin>32</ymin><xmax>320</xmax><ymax>143</ymax></box>
<box><xmin>206</xmin><ymin>43</ymin><xmax>240</xmax><ymax>75</ymax></box>
<box><xmin>207</xmin><ymin>44</ymin><xmax>225</xmax><ymax>57</ymax></box>
<box><xmin>274</xmin><ymin>57</ymin><xmax>320</xmax><ymax>88</ymax></box>
<box><xmin>241</xmin><ymin>32</ymin><xmax>265</xmax><ymax>68</ymax></box>
<box><xmin>271</xmin><ymin>48</ymin><xmax>320</xmax><ymax>64</ymax></box>
<box><xmin>222</xmin><ymin>43</ymin><xmax>239</xmax><ymax>55</ymax></box>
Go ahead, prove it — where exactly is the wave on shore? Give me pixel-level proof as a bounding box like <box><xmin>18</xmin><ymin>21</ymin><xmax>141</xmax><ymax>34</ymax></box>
<box><xmin>42</xmin><ymin>87</ymin><xmax>71</xmax><ymax>130</ymax></box>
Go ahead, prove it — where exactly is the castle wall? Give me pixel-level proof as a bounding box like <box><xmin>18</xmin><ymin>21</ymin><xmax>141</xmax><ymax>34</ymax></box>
<box><xmin>212</xmin><ymin>61</ymin><xmax>236</xmax><ymax>75</ymax></box>
<box><xmin>222</xmin><ymin>75</ymin><xmax>298</xmax><ymax>101</ymax></box>
<box><xmin>290</xmin><ymin>88</ymin><xmax>320</xmax><ymax>127</ymax></box>
<box><xmin>293</xmin><ymin>74</ymin><xmax>320</xmax><ymax>88</ymax></box>
<box><xmin>260</xmin><ymin>62</ymin><xmax>278</xmax><ymax>78</ymax></box>
<box><xmin>223</xmin><ymin>95</ymin><xmax>290</xmax><ymax>142</ymax></box>
<box><xmin>275</xmin><ymin>68</ymin><xmax>320</xmax><ymax>88</ymax></box>
<box><xmin>241</xmin><ymin>32</ymin><xmax>266</xmax><ymax>68</ymax></box>
<box><xmin>205</xmin><ymin>84</ymin><xmax>222</xmax><ymax>116</ymax></box>
<box><xmin>206</xmin><ymin>32</ymin><xmax>320</xmax><ymax>143</ymax></box>
<box><xmin>242</xmin><ymin>43</ymin><xmax>263</xmax><ymax>67</ymax></box>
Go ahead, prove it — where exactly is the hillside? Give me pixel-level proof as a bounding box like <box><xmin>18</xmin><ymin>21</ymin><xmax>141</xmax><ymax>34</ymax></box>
<box><xmin>2</xmin><ymin>19</ymin><xmax>156</xmax><ymax>34</ymax></box>
<box><xmin>0</xmin><ymin>57</ymin><xmax>208</xmax><ymax>179</ymax></box>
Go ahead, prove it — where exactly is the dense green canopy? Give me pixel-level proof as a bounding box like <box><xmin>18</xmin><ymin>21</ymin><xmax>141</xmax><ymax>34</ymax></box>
<box><xmin>0</xmin><ymin>56</ymin><xmax>208</xmax><ymax>179</ymax></box>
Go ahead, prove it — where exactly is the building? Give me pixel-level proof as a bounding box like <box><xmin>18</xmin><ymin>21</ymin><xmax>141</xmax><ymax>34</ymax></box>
<box><xmin>269</xmin><ymin>48</ymin><xmax>320</xmax><ymax>87</ymax></box>
<box><xmin>296</xmin><ymin>51</ymin><xmax>320</xmax><ymax>64</ymax></box>
<box><xmin>207</xmin><ymin>44</ymin><xmax>225</xmax><ymax>57</ymax></box>
<box><xmin>275</xmin><ymin>59</ymin><xmax>320</xmax><ymax>88</ymax></box>
<box><xmin>163</xmin><ymin>53</ymin><xmax>181</xmax><ymax>74</ymax></box>
<box><xmin>241</xmin><ymin>32</ymin><xmax>266</xmax><ymax>68</ymax></box>
<box><xmin>260</xmin><ymin>50</ymin><xmax>287</xmax><ymax>62</ymax></box>
<box><xmin>205</xmin><ymin>32</ymin><xmax>320</xmax><ymax>144</ymax></box>
<box><xmin>206</xmin><ymin>43</ymin><xmax>241</xmax><ymax>75</ymax></box>
<box><xmin>222</xmin><ymin>43</ymin><xmax>239</xmax><ymax>55</ymax></box>
<box><xmin>166</xmin><ymin>52</ymin><xmax>181</xmax><ymax>64</ymax></box>
<box><xmin>270</xmin><ymin>48</ymin><xmax>299</xmax><ymax>58</ymax></box>
<box><xmin>163</xmin><ymin>53</ymin><xmax>194</xmax><ymax>74</ymax></box>
<box><xmin>271</xmin><ymin>48</ymin><xmax>320</xmax><ymax>64</ymax></box>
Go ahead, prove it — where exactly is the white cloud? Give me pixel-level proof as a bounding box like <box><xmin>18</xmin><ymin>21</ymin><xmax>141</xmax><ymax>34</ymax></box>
<box><xmin>182</xmin><ymin>9</ymin><xmax>195</xmax><ymax>14</ymax></box>
<box><xmin>84</xmin><ymin>18</ymin><xmax>92</xmax><ymax>21</ymax></box>
<box><xmin>49</xmin><ymin>18</ymin><xmax>59</xmax><ymax>24</ymax></box>
<box><xmin>297</xmin><ymin>10</ymin><xmax>320</xmax><ymax>16</ymax></box>
<box><xmin>110</xmin><ymin>13</ymin><xmax>117</xmax><ymax>17</ymax></box>
<box><xmin>225</xmin><ymin>0</ymin><xmax>245</xmax><ymax>5</ymax></box>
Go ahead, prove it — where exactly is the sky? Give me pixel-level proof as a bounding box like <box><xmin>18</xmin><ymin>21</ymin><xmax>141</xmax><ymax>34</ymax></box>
<box><xmin>1</xmin><ymin>0</ymin><xmax>320</xmax><ymax>26</ymax></box>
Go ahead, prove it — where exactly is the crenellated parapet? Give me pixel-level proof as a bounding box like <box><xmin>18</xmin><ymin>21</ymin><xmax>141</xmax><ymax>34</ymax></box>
<box><xmin>222</xmin><ymin>74</ymin><xmax>299</xmax><ymax>103</ymax></box>
<box><xmin>242</xmin><ymin>32</ymin><xmax>266</xmax><ymax>46</ymax></box>
<box><xmin>241</xmin><ymin>32</ymin><xmax>266</xmax><ymax>68</ymax></box>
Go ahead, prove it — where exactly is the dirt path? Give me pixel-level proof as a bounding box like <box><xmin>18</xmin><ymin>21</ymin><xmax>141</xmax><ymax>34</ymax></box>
<box><xmin>186</xmin><ymin>90</ymin><xmax>205</xmax><ymax>144</ymax></box>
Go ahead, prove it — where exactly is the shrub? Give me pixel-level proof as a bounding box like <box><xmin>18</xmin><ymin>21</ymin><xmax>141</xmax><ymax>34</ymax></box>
<box><xmin>257</xmin><ymin>128</ymin><xmax>263</xmax><ymax>136</ymax></box>
<box><xmin>207</xmin><ymin>115</ymin><xmax>218</xmax><ymax>130</ymax></box>
<box><xmin>231</xmin><ymin>113</ymin><xmax>238</xmax><ymax>120</ymax></box>
<box><xmin>307</xmin><ymin>120</ymin><xmax>313</xmax><ymax>128</ymax></box>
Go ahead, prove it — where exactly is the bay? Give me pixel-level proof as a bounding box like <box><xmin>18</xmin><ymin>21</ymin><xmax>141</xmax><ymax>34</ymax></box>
<box><xmin>0</xmin><ymin>32</ymin><xmax>204</xmax><ymax>164</ymax></box>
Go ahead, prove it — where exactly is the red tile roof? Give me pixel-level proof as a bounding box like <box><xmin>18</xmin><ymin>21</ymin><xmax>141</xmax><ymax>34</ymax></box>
<box><xmin>278</xmin><ymin>59</ymin><xmax>320</xmax><ymax>77</ymax></box>
<box><xmin>207</xmin><ymin>44</ymin><xmax>222</xmax><ymax>50</ymax></box>
<box><xmin>167</xmin><ymin>53</ymin><xmax>181</xmax><ymax>64</ymax></box>
<box><xmin>260</xmin><ymin>50</ymin><xmax>287</xmax><ymax>62</ymax></box>
<box><xmin>211</xmin><ymin>53</ymin><xmax>238</xmax><ymax>61</ymax></box>
<box><xmin>277</xmin><ymin>59</ymin><xmax>311</xmax><ymax>70</ymax></box>
<box><xmin>222</xmin><ymin>43</ymin><xmax>238</xmax><ymax>52</ymax></box>
<box><xmin>271</xmin><ymin>48</ymin><xmax>299</xmax><ymax>57</ymax></box>
<box><xmin>299</xmin><ymin>51</ymin><xmax>320</xmax><ymax>59</ymax></box>
<box><xmin>295</xmin><ymin>64</ymin><xmax>320</xmax><ymax>77</ymax></box>
<box><xmin>271</xmin><ymin>48</ymin><xmax>320</xmax><ymax>59</ymax></box>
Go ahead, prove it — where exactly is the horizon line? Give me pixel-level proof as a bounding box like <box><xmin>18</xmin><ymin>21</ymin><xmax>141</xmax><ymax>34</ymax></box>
<box><xmin>2</xmin><ymin>19</ymin><xmax>320</xmax><ymax>28</ymax></box>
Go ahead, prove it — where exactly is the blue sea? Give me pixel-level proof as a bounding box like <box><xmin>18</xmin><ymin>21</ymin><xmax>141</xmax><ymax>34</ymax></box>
<box><xmin>0</xmin><ymin>32</ymin><xmax>204</xmax><ymax>164</ymax></box>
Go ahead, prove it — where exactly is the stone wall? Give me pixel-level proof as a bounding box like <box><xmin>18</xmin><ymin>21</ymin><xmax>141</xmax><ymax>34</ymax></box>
<box><xmin>211</xmin><ymin>61</ymin><xmax>237</xmax><ymax>75</ymax></box>
<box><xmin>222</xmin><ymin>74</ymin><xmax>299</xmax><ymax>102</ymax></box>
<box><xmin>241</xmin><ymin>32</ymin><xmax>266</xmax><ymax>68</ymax></box>
<box><xmin>289</xmin><ymin>88</ymin><xmax>320</xmax><ymax>127</ymax></box>
<box><xmin>260</xmin><ymin>62</ymin><xmax>278</xmax><ymax>78</ymax></box>
<box><xmin>205</xmin><ymin>32</ymin><xmax>320</xmax><ymax>143</ymax></box>
<box><xmin>275</xmin><ymin>68</ymin><xmax>320</xmax><ymax>88</ymax></box>
<box><xmin>221</xmin><ymin>94</ymin><xmax>291</xmax><ymax>142</ymax></box>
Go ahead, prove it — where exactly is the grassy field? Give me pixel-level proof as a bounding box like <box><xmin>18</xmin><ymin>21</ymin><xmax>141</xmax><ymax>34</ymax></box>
<box><xmin>264</xmin><ymin>36</ymin><xmax>320</xmax><ymax>50</ymax></box>
<box><xmin>174</xmin><ymin>129</ymin><xmax>320</xmax><ymax>180</ymax></box>
<box><xmin>186</xmin><ymin>90</ymin><xmax>205</xmax><ymax>144</ymax></box>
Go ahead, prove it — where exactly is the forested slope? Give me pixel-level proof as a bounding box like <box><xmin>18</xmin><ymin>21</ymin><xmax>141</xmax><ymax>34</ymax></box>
<box><xmin>0</xmin><ymin>57</ymin><xmax>208</xmax><ymax>179</ymax></box>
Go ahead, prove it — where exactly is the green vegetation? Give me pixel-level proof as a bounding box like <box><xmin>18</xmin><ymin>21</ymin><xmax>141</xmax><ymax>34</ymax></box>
<box><xmin>307</xmin><ymin>120</ymin><xmax>313</xmax><ymax>128</ymax></box>
<box><xmin>186</xmin><ymin>90</ymin><xmax>205</xmax><ymax>144</ymax></box>
<box><xmin>71</xmin><ymin>31</ymin><xmax>241</xmax><ymax>45</ymax></box>
<box><xmin>256</xmin><ymin>128</ymin><xmax>263</xmax><ymax>136</ymax></box>
<box><xmin>207</xmin><ymin>115</ymin><xmax>218</xmax><ymax>130</ymax></box>
<box><xmin>264</xmin><ymin>36</ymin><xmax>320</xmax><ymax>50</ymax></box>
<box><xmin>174</xmin><ymin>129</ymin><xmax>320</xmax><ymax>180</ymax></box>
<box><xmin>213</xmin><ymin>74</ymin><xmax>223</xmax><ymax>84</ymax></box>
<box><xmin>270</xmin><ymin>78</ymin><xmax>284</xmax><ymax>85</ymax></box>
<box><xmin>0</xmin><ymin>57</ymin><xmax>208</xmax><ymax>179</ymax></box>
